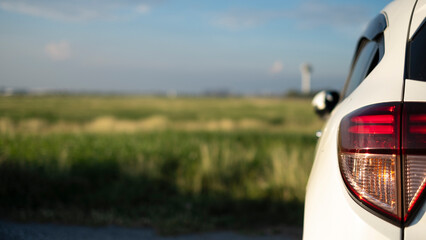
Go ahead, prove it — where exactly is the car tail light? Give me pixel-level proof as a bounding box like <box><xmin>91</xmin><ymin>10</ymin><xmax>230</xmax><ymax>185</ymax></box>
<box><xmin>339</xmin><ymin>102</ymin><xmax>426</xmax><ymax>225</ymax></box>
<box><xmin>402</xmin><ymin>103</ymin><xmax>426</xmax><ymax>222</ymax></box>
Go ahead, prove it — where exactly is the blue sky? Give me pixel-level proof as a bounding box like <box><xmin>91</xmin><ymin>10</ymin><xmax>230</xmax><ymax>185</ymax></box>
<box><xmin>0</xmin><ymin>0</ymin><xmax>390</xmax><ymax>94</ymax></box>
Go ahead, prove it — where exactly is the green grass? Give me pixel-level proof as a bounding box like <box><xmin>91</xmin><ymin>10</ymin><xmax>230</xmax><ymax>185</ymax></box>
<box><xmin>0</xmin><ymin>96</ymin><xmax>312</xmax><ymax>121</ymax></box>
<box><xmin>0</xmin><ymin>96</ymin><xmax>320</xmax><ymax>131</ymax></box>
<box><xmin>0</xmin><ymin>96</ymin><xmax>321</xmax><ymax>234</ymax></box>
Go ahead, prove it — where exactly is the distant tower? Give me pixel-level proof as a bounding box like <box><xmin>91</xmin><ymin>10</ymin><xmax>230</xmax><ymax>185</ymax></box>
<box><xmin>300</xmin><ymin>63</ymin><xmax>313</xmax><ymax>94</ymax></box>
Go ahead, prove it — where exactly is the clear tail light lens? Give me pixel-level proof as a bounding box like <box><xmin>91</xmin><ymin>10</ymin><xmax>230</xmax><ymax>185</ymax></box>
<box><xmin>404</xmin><ymin>155</ymin><xmax>426</xmax><ymax>216</ymax></box>
<box><xmin>339</xmin><ymin>102</ymin><xmax>426</xmax><ymax>225</ymax></box>
<box><xmin>340</xmin><ymin>153</ymin><xmax>398</xmax><ymax>216</ymax></box>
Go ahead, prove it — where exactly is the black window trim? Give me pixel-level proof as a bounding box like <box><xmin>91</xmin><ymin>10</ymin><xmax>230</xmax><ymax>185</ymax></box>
<box><xmin>409</xmin><ymin>17</ymin><xmax>426</xmax><ymax>41</ymax></box>
<box><xmin>406</xmin><ymin>17</ymin><xmax>426</xmax><ymax>81</ymax></box>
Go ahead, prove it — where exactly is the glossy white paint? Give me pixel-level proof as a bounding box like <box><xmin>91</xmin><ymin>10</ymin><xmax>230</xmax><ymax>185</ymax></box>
<box><xmin>405</xmin><ymin>201</ymin><xmax>426</xmax><ymax>239</ymax></box>
<box><xmin>404</xmin><ymin>80</ymin><xmax>426</xmax><ymax>102</ymax></box>
<box><xmin>409</xmin><ymin>0</ymin><xmax>426</xmax><ymax>39</ymax></box>
<box><xmin>303</xmin><ymin>0</ymin><xmax>420</xmax><ymax>239</ymax></box>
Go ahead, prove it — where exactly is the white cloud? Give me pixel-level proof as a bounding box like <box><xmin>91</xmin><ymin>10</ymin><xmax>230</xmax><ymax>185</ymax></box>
<box><xmin>212</xmin><ymin>13</ymin><xmax>265</xmax><ymax>30</ymax></box>
<box><xmin>45</xmin><ymin>41</ymin><xmax>71</xmax><ymax>61</ymax></box>
<box><xmin>136</xmin><ymin>4</ymin><xmax>150</xmax><ymax>14</ymax></box>
<box><xmin>0</xmin><ymin>1</ymin><xmax>99</xmax><ymax>21</ymax></box>
<box><xmin>0</xmin><ymin>0</ymin><xmax>157</xmax><ymax>22</ymax></box>
<box><xmin>295</xmin><ymin>2</ymin><xmax>369</xmax><ymax>30</ymax></box>
<box><xmin>213</xmin><ymin>1</ymin><xmax>371</xmax><ymax>32</ymax></box>
<box><xmin>269</xmin><ymin>61</ymin><xmax>284</xmax><ymax>75</ymax></box>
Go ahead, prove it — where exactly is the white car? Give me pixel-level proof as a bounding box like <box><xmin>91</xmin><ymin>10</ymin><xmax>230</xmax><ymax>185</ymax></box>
<box><xmin>304</xmin><ymin>0</ymin><xmax>426</xmax><ymax>239</ymax></box>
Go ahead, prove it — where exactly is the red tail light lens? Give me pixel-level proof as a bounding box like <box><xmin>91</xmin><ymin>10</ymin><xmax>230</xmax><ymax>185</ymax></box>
<box><xmin>339</xmin><ymin>103</ymin><xmax>401</xmax><ymax>221</ymax></box>
<box><xmin>339</xmin><ymin>102</ymin><xmax>426</xmax><ymax>225</ymax></box>
<box><xmin>403</xmin><ymin>103</ymin><xmax>426</xmax><ymax>221</ymax></box>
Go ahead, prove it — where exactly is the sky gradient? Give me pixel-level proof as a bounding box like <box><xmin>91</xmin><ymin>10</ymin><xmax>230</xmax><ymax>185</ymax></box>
<box><xmin>0</xmin><ymin>0</ymin><xmax>390</xmax><ymax>94</ymax></box>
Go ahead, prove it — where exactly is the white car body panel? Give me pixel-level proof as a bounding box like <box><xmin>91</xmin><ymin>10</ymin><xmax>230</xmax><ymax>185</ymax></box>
<box><xmin>409</xmin><ymin>0</ymin><xmax>426</xmax><ymax>39</ymax></box>
<box><xmin>405</xmin><ymin>199</ymin><xmax>426</xmax><ymax>239</ymax></box>
<box><xmin>404</xmin><ymin>80</ymin><xmax>426</xmax><ymax>102</ymax></box>
<box><xmin>303</xmin><ymin>0</ymin><xmax>420</xmax><ymax>239</ymax></box>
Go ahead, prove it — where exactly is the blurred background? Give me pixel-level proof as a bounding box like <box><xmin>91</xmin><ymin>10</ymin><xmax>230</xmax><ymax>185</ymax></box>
<box><xmin>0</xmin><ymin>0</ymin><xmax>389</xmax><ymax>235</ymax></box>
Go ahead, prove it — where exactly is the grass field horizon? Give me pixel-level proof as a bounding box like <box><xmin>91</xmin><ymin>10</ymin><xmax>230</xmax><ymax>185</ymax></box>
<box><xmin>0</xmin><ymin>95</ymin><xmax>321</xmax><ymax>234</ymax></box>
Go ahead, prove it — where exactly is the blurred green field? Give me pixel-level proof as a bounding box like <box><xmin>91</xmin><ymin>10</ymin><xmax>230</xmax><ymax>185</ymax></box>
<box><xmin>0</xmin><ymin>95</ymin><xmax>321</xmax><ymax>234</ymax></box>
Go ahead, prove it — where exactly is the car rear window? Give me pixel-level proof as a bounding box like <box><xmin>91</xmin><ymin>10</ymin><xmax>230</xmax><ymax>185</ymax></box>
<box><xmin>344</xmin><ymin>40</ymin><xmax>379</xmax><ymax>97</ymax></box>
<box><xmin>408</xmin><ymin>22</ymin><xmax>426</xmax><ymax>81</ymax></box>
